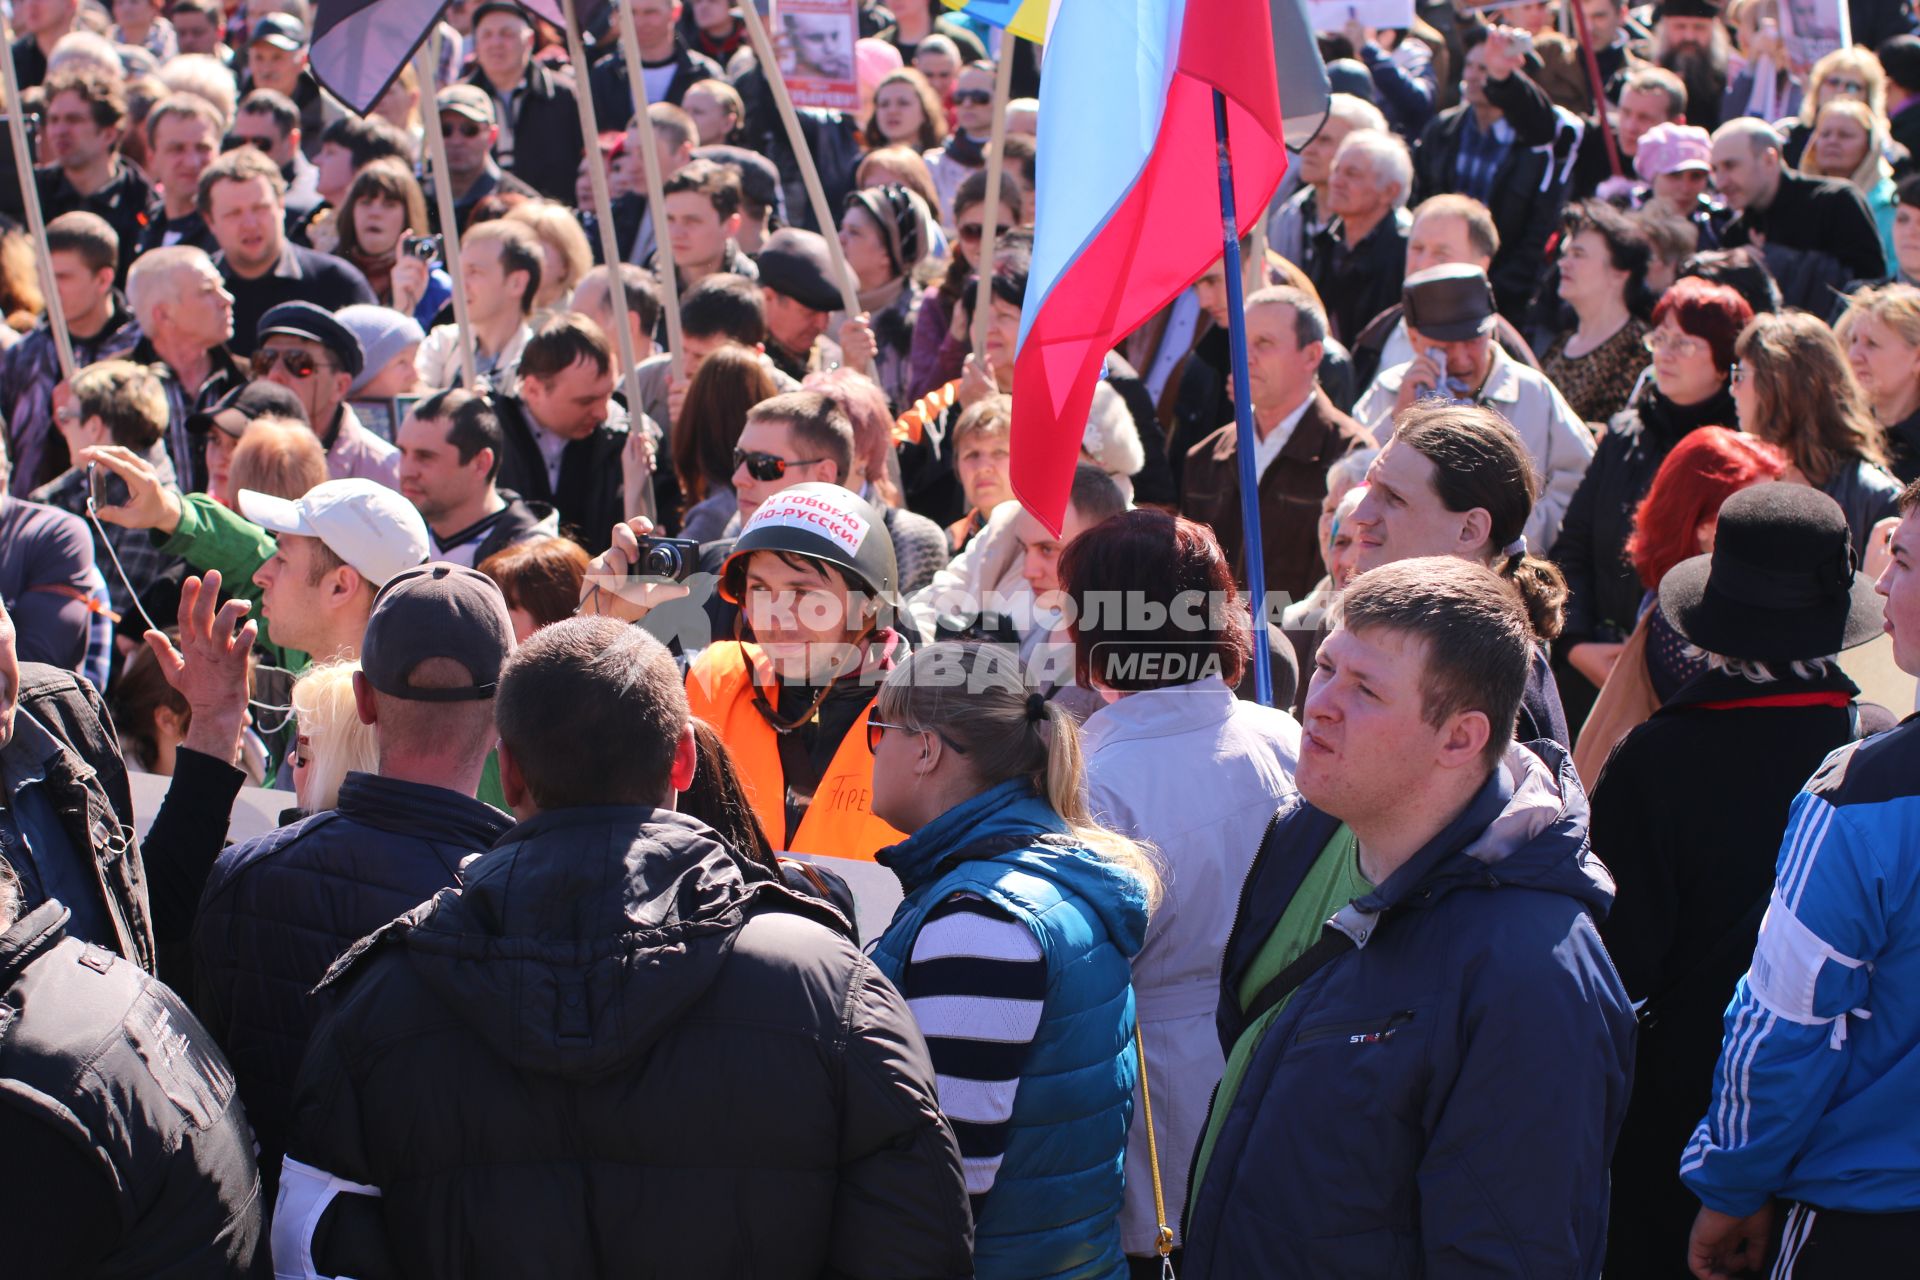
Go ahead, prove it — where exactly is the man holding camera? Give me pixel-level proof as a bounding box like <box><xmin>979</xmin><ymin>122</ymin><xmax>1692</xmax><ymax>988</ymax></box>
<box><xmin>414</xmin><ymin>219</ymin><xmax>540</xmax><ymax>394</ymax></box>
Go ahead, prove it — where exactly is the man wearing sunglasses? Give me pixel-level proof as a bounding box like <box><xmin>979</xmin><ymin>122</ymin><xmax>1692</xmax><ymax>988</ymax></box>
<box><xmin>200</xmin><ymin>147</ymin><xmax>374</xmax><ymax>357</ymax></box>
<box><xmin>427</xmin><ymin>84</ymin><xmax>536</xmax><ymax>235</ymax></box>
<box><xmin>228</xmin><ymin>91</ymin><xmax>322</xmax><ymax>225</ymax></box>
<box><xmin>924</xmin><ymin>60</ymin><xmax>995</xmax><ymax>225</ymax></box>
<box><xmin>252</xmin><ymin>302</ymin><xmax>399</xmax><ymax>489</ymax></box>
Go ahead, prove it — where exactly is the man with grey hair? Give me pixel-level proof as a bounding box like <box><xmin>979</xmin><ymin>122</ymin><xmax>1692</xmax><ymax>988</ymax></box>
<box><xmin>1266</xmin><ymin>93</ymin><xmax>1388</xmax><ymax>267</ymax></box>
<box><xmin>125</xmin><ymin>244</ymin><xmax>244</xmax><ymax>490</ymax></box>
<box><xmin>1182</xmin><ymin>285</ymin><xmax>1373</xmax><ymax>604</ymax></box>
<box><xmin>1710</xmin><ymin>116</ymin><xmax>1886</xmax><ymax>310</ymax></box>
<box><xmin>1306</xmin><ymin>127</ymin><xmax>1411</xmax><ymax>345</ymax></box>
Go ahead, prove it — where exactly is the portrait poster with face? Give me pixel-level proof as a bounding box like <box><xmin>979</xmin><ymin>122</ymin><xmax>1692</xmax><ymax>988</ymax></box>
<box><xmin>1778</xmin><ymin>0</ymin><xmax>1850</xmax><ymax>70</ymax></box>
<box><xmin>772</xmin><ymin>0</ymin><xmax>860</xmax><ymax>111</ymax></box>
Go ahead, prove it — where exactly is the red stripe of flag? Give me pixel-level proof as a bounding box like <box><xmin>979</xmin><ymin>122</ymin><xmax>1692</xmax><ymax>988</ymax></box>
<box><xmin>1011</xmin><ymin>0</ymin><xmax>1288</xmax><ymax>534</ymax></box>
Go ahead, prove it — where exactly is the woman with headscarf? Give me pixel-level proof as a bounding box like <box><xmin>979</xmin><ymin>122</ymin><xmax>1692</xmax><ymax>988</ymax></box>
<box><xmin>837</xmin><ymin>183</ymin><xmax>935</xmax><ymax>412</ymax></box>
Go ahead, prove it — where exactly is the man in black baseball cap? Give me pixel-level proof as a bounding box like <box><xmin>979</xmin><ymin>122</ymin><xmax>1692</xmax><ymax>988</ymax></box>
<box><xmin>754</xmin><ymin>227</ymin><xmax>853</xmax><ymax>382</ymax></box>
<box><xmin>186</xmin><ymin>378</ymin><xmax>309</xmax><ymax>505</ymax></box>
<box><xmin>192</xmin><ymin>561</ymin><xmax>516</xmax><ymax>1206</ymax></box>
<box><xmin>253</xmin><ymin>301</ymin><xmax>399</xmax><ymax>488</ymax></box>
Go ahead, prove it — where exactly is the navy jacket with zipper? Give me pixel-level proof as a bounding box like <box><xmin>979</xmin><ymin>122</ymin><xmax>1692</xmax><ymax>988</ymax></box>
<box><xmin>190</xmin><ymin>773</ymin><xmax>513</xmax><ymax>1207</ymax></box>
<box><xmin>1185</xmin><ymin>741</ymin><xmax>1635</xmax><ymax>1279</ymax></box>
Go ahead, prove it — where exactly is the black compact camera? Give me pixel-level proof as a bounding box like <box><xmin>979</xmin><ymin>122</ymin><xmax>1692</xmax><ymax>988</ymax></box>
<box><xmin>636</xmin><ymin>536</ymin><xmax>703</xmax><ymax>582</ymax></box>
<box><xmin>402</xmin><ymin>233</ymin><xmax>443</xmax><ymax>260</ymax></box>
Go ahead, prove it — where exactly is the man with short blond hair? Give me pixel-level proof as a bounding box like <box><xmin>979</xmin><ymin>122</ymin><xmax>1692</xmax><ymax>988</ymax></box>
<box><xmin>1185</xmin><ymin>557</ymin><xmax>1633</xmax><ymax>1278</ymax></box>
<box><xmin>414</xmin><ymin>218</ymin><xmax>542</xmax><ymax>392</ymax></box>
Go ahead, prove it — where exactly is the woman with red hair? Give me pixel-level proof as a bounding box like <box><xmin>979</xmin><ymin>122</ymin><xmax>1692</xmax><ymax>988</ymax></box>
<box><xmin>1550</xmin><ymin>277</ymin><xmax>1753</xmax><ymax>720</ymax></box>
<box><xmin>1572</xmin><ymin>426</ymin><xmax>1787</xmax><ymax>778</ymax></box>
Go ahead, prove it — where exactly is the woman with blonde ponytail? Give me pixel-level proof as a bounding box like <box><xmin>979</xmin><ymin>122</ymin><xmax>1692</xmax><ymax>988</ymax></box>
<box><xmin>867</xmin><ymin>641</ymin><xmax>1154</xmax><ymax>1280</ymax></box>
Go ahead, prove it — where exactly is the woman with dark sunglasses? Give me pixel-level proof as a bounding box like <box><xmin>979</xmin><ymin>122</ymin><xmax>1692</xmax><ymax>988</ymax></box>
<box><xmin>906</xmin><ymin>166</ymin><xmax>1023</xmax><ymax>403</ymax></box>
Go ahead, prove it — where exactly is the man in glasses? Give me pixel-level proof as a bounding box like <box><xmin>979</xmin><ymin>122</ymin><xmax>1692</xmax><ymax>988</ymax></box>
<box><xmin>427</xmin><ymin>83</ymin><xmax>535</xmax><ymax>234</ymax></box>
<box><xmin>1710</xmin><ymin>116</ymin><xmax>1889</xmax><ymax>311</ymax></box>
<box><xmin>924</xmin><ymin>59</ymin><xmax>996</xmax><ymax>225</ymax></box>
<box><xmin>253</xmin><ymin>302</ymin><xmax>399</xmax><ymax>489</ymax></box>
<box><xmin>200</xmin><ymin>147</ymin><xmax>374</xmax><ymax>357</ymax></box>
<box><xmin>229</xmin><ymin>90</ymin><xmax>322</xmax><ymax>224</ymax></box>
<box><xmin>460</xmin><ymin>0</ymin><xmax>584</xmax><ymax>203</ymax></box>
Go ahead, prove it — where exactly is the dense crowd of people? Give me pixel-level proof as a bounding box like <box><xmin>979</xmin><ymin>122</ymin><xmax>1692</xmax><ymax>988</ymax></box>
<box><xmin>5</xmin><ymin>0</ymin><xmax>1920</xmax><ymax>1276</ymax></box>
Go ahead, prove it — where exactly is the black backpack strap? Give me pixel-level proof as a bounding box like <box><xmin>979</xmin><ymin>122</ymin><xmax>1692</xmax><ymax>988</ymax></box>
<box><xmin>1232</xmin><ymin>811</ymin><xmax>1365</xmax><ymax>1027</ymax></box>
<box><xmin>1240</xmin><ymin>924</ymin><xmax>1358</xmax><ymax>1026</ymax></box>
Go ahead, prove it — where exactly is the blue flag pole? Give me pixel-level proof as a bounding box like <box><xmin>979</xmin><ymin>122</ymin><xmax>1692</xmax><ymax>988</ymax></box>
<box><xmin>1212</xmin><ymin>89</ymin><xmax>1276</xmax><ymax>708</ymax></box>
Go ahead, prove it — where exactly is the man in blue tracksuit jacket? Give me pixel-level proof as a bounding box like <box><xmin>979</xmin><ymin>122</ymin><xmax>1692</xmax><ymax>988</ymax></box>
<box><xmin>1185</xmin><ymin>557</ymin><xmax>1635</xmax><ymax>1278</ymax></box>
<box><xmin>1683</xmin><ymin>482</ymin><xmax>1920</xmax><ymax>1278</ymax></box>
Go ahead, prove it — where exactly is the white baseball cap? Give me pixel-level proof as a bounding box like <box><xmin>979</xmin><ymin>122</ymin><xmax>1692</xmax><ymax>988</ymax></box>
<box><xmin>239</xmin><ymin>479</ymin><xmax>431</xmax><ymax>587</ymax></box>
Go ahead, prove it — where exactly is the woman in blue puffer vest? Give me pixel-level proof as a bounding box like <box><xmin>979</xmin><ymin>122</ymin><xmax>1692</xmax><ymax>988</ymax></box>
<box><xmin>868</xmin><ymin>640</ymin><xmax>1157</xmax><ymax>1280</ymax></box>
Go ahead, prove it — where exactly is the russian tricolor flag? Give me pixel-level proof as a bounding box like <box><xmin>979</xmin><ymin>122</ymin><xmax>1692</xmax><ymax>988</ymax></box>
<box><xmin>1012</xmin><ymin>0</ymin><xmax>1292</xmax><ymax>532</ymax></box>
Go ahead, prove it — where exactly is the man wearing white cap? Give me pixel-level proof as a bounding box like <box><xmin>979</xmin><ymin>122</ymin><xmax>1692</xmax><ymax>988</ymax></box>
<box><xmin>241</xmin><ymin>478</ymin><xmax>430</xmax><ymax>664</ymax></box>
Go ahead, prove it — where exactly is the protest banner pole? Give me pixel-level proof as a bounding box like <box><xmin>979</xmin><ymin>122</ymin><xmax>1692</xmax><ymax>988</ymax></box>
<box><xmin>1213</xmin><ymin>89</ymin><xmax>1275</xmax><ymax>708</ymax></box>
<box><xmin>970</xmin><ymin>49</ymin><xmax>1017</xmax><ymax>359</ymax></box>
<box><xmin>415</xmin><ymin>36</ymin><xmax>479</xmax><ymax>390</ymax></box>
<box><xmin>1563</xmin><ymin>0</ymin><xmax>1622</xmax><ymax>179</ymax></box>
<box><xmin>560</xmin><ymin>0</ymin><xmax>655</xmax><ymax>522</ymax></box>
<box><xmin>738</xmin><ymin>0</ymin><xmax>864</xmax><ymax>321</ymax></box>
<box><xmin>610</xmin><ymin>0</ymin><xmax>685</xmax><ymax>383</ymax></box>
<box><xmin>1</xmin><ymin>21</ymin><xmax>73</xmax><ymax>380</ymax></box>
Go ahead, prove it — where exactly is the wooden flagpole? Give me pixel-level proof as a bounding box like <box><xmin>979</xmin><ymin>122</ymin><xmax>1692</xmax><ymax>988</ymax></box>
<box><xmin>560</xmin><ymin>0</ymin><xmax>655</xmax><ymax>522</ymax></box>
<box><xmin>969</xmin><ymin>49</ymin><xmax>1017</xmax><ymax>360</ymax></box>
<box><xmin>611</xmin><ymin>0</ymin><xmax>686</xmax><ymax>384</ymax></box>
<box><xmin>416</xmin><ymin>35</ymin><xmax>479</xmax><ymax>390</ymax></box>
<box><xmin>1</xmin><ymin>17</ymin><xmax>73</xmax><ymax>379</ymax></box>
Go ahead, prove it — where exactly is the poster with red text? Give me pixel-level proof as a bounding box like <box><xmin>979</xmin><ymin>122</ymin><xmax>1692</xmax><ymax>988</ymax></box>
<box><xmin>772</xmin><ymin>0</ymin><xmax>860</xmax><ymax>111</ymax></box>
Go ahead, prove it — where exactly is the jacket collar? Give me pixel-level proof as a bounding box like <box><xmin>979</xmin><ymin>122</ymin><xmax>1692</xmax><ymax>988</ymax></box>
<box><xmin>878</xmin><ymin>777</ymin><xmax>1063</xmax><ymax>892</ymax></box>
<box><xmin>334</xmin><ymin>772</ymin><xmax>513</xmax><ymax>846</ymax></box>
<box><xmin>1081</xmin><ymin>676</ymin><xmax>1239</xmax><ymax>751</ymax></box>
<box><xmin>0</xmin><ymin>899</ymin><xmax>69</xmax><ymax>986</ymax></box>
<box><xmin>1658</xmin><ymin>662</ymin><xmax>1861</xmax><ymax>713</ymax></box>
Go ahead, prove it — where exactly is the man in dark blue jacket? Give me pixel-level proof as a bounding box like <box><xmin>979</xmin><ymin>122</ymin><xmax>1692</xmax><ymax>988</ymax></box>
<box><xmin>1185</xmin><ymin>557</ymin><xmax>1635</xmax><ymax>1278</ymax></box>
<box><xmin>190</xmin><ymin>563</ymin><xmax>517</xmax><ymax>1204</ymax></box>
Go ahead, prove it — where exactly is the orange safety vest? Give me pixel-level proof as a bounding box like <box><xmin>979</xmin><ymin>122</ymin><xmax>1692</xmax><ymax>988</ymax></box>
<box><xmin>685</xmin><ymin>641</ymin><xmax>906</xmax><ymax>862</ymax></box>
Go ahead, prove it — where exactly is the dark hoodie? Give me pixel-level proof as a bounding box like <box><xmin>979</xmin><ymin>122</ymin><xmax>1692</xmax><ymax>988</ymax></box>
<box><xmin>1185</xmin><ymin>741</ymin><xmax>1636</xmax><ymax>1279</ymax></box>
<box><xmin>277</xmin><ymin>807</ymin><xmax>973</xmax><ymax>1280</ymax></box>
